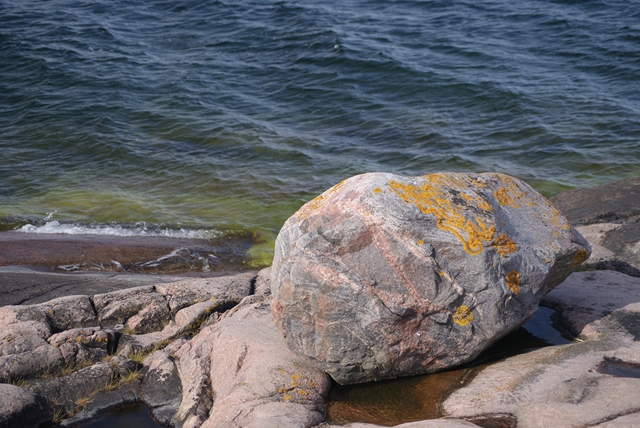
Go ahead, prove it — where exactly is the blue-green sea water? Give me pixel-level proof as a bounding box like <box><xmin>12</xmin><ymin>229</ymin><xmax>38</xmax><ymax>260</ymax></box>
<box><xmin>2</xmin><ymin>0</ymin><xmax>639</xmax><ymax>265</ymax></box>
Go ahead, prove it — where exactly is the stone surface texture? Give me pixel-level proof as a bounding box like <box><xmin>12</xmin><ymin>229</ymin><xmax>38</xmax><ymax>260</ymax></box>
<box><xmin>0</xmin><ymin>384</ymin><xmax>50</xmax><ymax>428</ymax></box>
<box><xmin>443</xmin><ymin>270</ymin><xmax>640</xmax><ymax>428</ymax></box>
<box><xmin>332</xmin><ymin>421</ymin><xmax>481</xmax><ymax>428</ymax></box>
<box><xmin>174</xmin><ymin>297</ymin><xmax>331</xmax><ymax>428</ymax></box>
<box><xmin>550</xmin><ymin>176</ymin><xmax>640</xmax><ymax>272</ymax></box>
<box><xmin>542</xmin><ymin>270</ymin><xmax>640</xmax><ymax>341</ymax></box>
<box><xmin>272</xmin><ymin>172</ymin><xmax>590</xmax><ymax>384</ymax></box>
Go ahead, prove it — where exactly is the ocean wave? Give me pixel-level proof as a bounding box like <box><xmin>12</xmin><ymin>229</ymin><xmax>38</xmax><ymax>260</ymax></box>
<box><xmin>16</xmin><ymin>220</ymin><xmax>223</xmax><ymax>240</ymax></box>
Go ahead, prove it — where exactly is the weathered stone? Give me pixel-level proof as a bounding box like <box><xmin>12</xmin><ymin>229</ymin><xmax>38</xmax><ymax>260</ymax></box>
<box><xmin>92</xmin><ymin>286</ymin><xmax>166</xmax><ymax>326</ymax></box>
<box><xmin>272</xmin><ymin>172</ymin><xmax>590</xmax><ymax>384</ymax></box>
<box><xmin>0</xmin><ymin>322</ymin><xmax>62</xmax><ymax>382</ymax></box>
<box><xmin>116</xmin><ymin>299</ymin><xmax>232</xmax><ymax>356</ymax></box>
<box><xmin>59</xmin><ymin>381</ymin><xmax>141</xmax><ymax>427</ymax></box>
<box><xmin>542</xmin><ymin>270</ymin><xmax>640</xmax><ymax>341</ymax></box>
<box><xmin>330</xmin><ymin>420</ymin><xmax>481</xmax><ymax>428</ymax></box>
<box><xmin>48</xmin><ymin>327</ymin><xmax>118</xmax><ymax>366</ymax></box>
<box><xmin>0</xmin><ymin>384</ymin><xmax>50</xmax><ymax>428</ymax></box>
<box><xmin>443</xmin><ymin>340</ymin><xmax>640</xmax><ymax>427</ymax></box>
<box><xmin>444</xmin><ymin>269</ymin><xmax>640</xmax><ymax>427</ymax></box>
<box><xmin>549</xmin><ymin>177</ymin><xmax>640</xmax><ymax>226</ymax></box>
<box><xmin>141</xmin><ymin>350</ymin><xmax>181</xmax><ymax>425</ymax></box>
<box><xmin>579</xmin><ymin>242</ymin><xmax>640</xmax><ymax>278</ymax></box>
<box><xmin>255</xmin><ymin>266</ymin><xmax>272</xmax><ymax>296</ymax></box>
<box><xmin>155</xmin><ymin>271</ymin><xmax>256</xmax><ymax>315</ymax></box>
<box><xmin>0</xmin><ymin>295</ymin><xmax>96</xmax><ymax>331</ymax></box>
<box><xmin>575</xmin><ymin>223</ymin><xmax>640</xmax><ymax>275</ymax></box>
<box><xmin>25</xmin><ymin>356</ymin><xmax>138</xmax><ymax>415</ymax></box>
<box><xmin>125</xmin><ymin>299</ymin><xmax>171</xmax><ymax>334</ymax></box>
<box><xmin>174</xmin><ymin>297</ymin><xmax>330</xmax><ymax>428</ymax></box>
<box><xmin>551</xmin><ymin>177</ymin><xmax>640</xmax><ymax>271</ymax></box>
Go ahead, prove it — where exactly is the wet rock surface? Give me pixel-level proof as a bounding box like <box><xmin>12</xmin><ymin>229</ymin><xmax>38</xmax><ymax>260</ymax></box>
<box><xmin>272</xmin><ymin>172</ymin><xmax>589</xmax><ymax>384</ymax></box>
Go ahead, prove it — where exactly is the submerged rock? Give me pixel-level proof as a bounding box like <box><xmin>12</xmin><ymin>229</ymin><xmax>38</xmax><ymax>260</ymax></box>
<box><xmin>272</xmin><ymin>172</ymin><xmax>590</xmax><ymax>384</ymax></box>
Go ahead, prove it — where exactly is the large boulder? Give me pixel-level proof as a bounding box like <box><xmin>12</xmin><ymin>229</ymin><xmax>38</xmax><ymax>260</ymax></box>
<box><xmin>271</xmin><ymin>172</ymin><xmax>590</xmax><ymax>384</ymax></box>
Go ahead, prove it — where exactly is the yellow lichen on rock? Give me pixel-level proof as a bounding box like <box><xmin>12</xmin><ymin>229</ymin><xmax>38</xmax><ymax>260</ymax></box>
<box><xmin>505</xmin><ymin>270</ymin><xmax>520</xmax><ymax>294</ymax></box>
<box><xmin>570</xmin><ymin>249</ymin><xmax>588</xmax><ymax>267</ymax></box>
<box><xmin>453</xmin><ymin>305</ymin><xmax>473</xmax><ymax>326</ymax></box>
<box><xmin>389</xmin><ymin>174</ymin><xmax>495</xmax><ymax>255</ymax></box>
<box><xmin>492</xmin><ymin>233</ymin><xmax>518</xmax><ymax>256</ymax></box>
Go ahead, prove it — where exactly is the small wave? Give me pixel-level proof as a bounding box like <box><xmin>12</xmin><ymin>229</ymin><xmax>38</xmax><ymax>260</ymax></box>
<box><xmin>16</xmin><ymin>220</ymin><xmax>223</xmax><ymax>240</ymax></box>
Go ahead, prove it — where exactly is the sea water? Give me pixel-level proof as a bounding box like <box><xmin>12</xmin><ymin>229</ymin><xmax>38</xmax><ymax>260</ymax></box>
<box><xmin>2</xmin><ymin>0</ymin><xmax>639</xmax><ymax>264</ymax></box>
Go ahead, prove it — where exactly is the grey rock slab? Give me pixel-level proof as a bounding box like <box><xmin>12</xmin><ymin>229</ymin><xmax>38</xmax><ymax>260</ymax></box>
<box><xmin>48</xmin><ymin>327</ymin><xmax>118</xmax><ymax>366</ymax></box>
<box><xmin>0</xmin><ymin>321</ymin><xmax>64</xmax><ymax>383</ymax></box>
<box><xmin>125</xmin><ymin>298</ymin><xmax>172</xmax><ymax>334</ymax></box>
<box><xmin>0</xmin><ymin>265</ymin><xmax>182</xmax><ymax>307</ymax></box>
<box><xmin>25</xmin><ymin>356</ymin><xmax>138</xmax><ymax>414</ymax></box>
<box><xmin>549</xmin><ymin>177</ymin><xmax>640</xmax><ymax>226</ymax></box>
<box><xmin>591</xmin><ymin>412</ymin><xmax>640</xmax><ymax>427</ymax></box>
<box><xmin>0</xmin><ymin>295</ymin><xmax>97</xmax><ymax>331</ymax></box>
<box><xmin>142</xmin><ymin>350</ymin><xmax>181</xmax><ymax>407</ymax></box>
<box><xmin>0</xmin><ymin>383</ymin><xmax>50</xmax><ymax>428</ymax></box>
<box><xmin>272</xmin><ymin>172</ymin><xmax>590</xmax><ymax>384</ymax></box>
<box><xmin>331</xmin><ymin>421</ymin><xmax>480</xmax><ymax>428</ymax></box>
<box><xmin>155</xmin><ymin>271</ymin><xmax>256</xmax><ymax>315</ymax></box>
<box><xmin>92</xmin><ymin>286</ymin><xmax>167</xmax><ymax>327</ymax></box>
<box><xmin>255</xmin><ymin>266</ymin><xmax>272</xmax><ymax>296</ymax></box>
<box><xmin>174</xmin><ymin>296</ymin><xmax>331</xmax><ymax>428</ymax></box>
<box><xmin>542</xmin><ymin>270</ymin><xmax>640</xmax><ymax>341</ymax></box>
<box><xmin>579</xmin><ymin>242</ymin><xmax>640</xmax><ymax>278</ymax></box>
<box><xmin>443</xmin><ymin>340</ymin><xmax>640</xmax><ymax>428</ymax></box>
<box><xmin>550</xmin><ymin>177</ymin><xmax>640</xmax><ymax>270</ymax></box>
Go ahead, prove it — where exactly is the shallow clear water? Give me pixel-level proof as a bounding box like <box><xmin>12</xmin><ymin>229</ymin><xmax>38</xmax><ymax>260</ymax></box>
<box><xmin>327</xmin><ymin>305</ymin><xmax>571</xmax><ymax>426</ymax></box>
<box><xmin>69</xmin><ymin>403</ymin><xmax>160</xmax><ymax>428</ymax></box>
<box><xmin>2</xmin><ymin>0</ymin><xmax>639</xmax><ymax>261</ymax></box>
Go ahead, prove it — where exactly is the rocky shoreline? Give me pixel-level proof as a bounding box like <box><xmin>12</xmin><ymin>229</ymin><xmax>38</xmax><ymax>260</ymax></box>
<box><xmin>1</xmin><ymin>177</ymin><xmax>639</xmax><ymax>428</ymax></box>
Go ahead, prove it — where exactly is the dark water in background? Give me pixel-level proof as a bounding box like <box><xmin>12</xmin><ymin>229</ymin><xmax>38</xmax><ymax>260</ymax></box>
<box><xmin>2</xmin><ymin>0</ymin><xmax>639</xmax><ymax>264</ymax></box>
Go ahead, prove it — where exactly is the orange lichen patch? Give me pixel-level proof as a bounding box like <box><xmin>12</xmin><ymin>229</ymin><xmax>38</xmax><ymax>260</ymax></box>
<box><xmin>388</xmin><ymin>175</ymin><xmax>495</xmax><ymax>255</ymax></box>
<box><xmin>453</xmin><ymin>305</ymin><xmax>473</xmax><ymax>326</ymax></box>
<box><xmin>570</xmin><ymin>249</ymin><xmax>588</xmax><ymax>267</ymax></box>
<box><xmin>291</xmin><ymin>374</ymin><xmax>301</xmax><ymax>381</ymax></box>
<box><xmin>76</xmin><ymin>336</ymin><xmax>82</xmax><ymax>343</ymax></box>
<box><xmin>505</xmin><ymin>270</ymin><xmax>520</xmax><ymax>294</ymax></box>
<box><xmin>298</xmin><ymin>389</ymin><xmax>308</xmax><ymax>395</ymax></box>
<box><xmin>492</xmin><ymin>233</ymin><xmax>518</xmax><ymax>257</ymax></box>
<box><xmin>278</xmin><ymin>387</ymin><xmax>286</xmax><ymax>394</ymax></box>
<box><xmin>309</xmin><ymin>381</ymin><xmax>315</xmax><ymax>387</ymax></box>
<box><xmin>494</xmin><ymin>187</ymin><xmax>513</xmax><ymax>207</ymax></box>
<box><xmin>538</xmin><ymin>206</ymin><xmax>571</xmax><ymax>231</ymax></box>
<box><xmin>417</xmin><ymin>239</ymin><xmax>424</xmax><ymax>246</ymax></box>
<box><xmin>291</xmin><ymin>381</ymin><xmax>298</xmax><ymax>387</ymax></box>
<box><xmin>283</xmin><ymin>394</ymin><xmax>292</xmax><ymax>401</ymax></box>
<box><xmin>373</xmin><ymin>187</ymin><xmax>382</xmax><ymax>194</ymax></box>
<box><xmin>494</xmin><ymin>174</ymin><xmax>536</xmax><ymax>209</ymax></box>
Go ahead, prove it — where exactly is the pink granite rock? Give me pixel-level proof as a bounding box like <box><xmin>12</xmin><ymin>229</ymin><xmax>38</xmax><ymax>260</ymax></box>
<box><xmin>272</xmin><ymin>172</ymin><xmax>590</xmax><ymax>384</ymax></box>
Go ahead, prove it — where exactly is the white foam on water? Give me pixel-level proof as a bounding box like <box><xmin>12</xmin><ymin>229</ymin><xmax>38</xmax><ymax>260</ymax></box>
<box><xmin>16</xmin><ymin>220</ymin><xmax>222</xmax><ymax>240</ymax></box>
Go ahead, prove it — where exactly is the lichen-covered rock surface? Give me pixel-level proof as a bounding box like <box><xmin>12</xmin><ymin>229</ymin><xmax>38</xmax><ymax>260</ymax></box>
<box><xmin>271</xmin><ymin>172</ymin><xmax>591</xmax><ymax>384</ymax></box>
